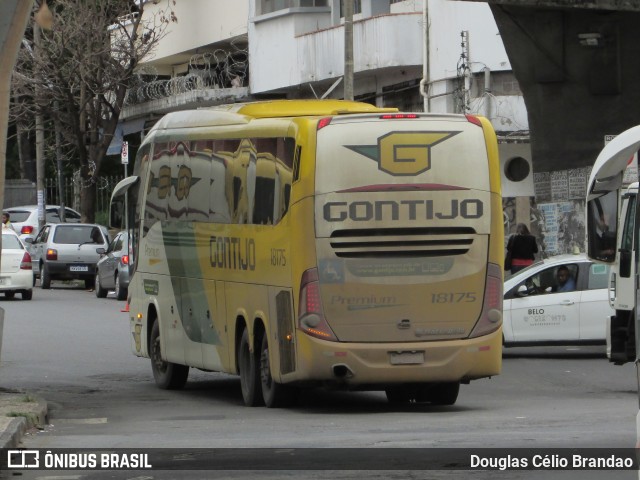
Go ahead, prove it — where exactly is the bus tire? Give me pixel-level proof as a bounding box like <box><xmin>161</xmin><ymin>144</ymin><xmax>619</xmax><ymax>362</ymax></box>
<box><xmin>385</xmin><ymin>386</ymin><xmax>414</xmax><ymax>404</ymax></box>
<box><xmin>95</xmin><ymin>273</ymin><xmax>107</xmax><ymax>298</ymax></box>
<box><xmin>259</xmin><ymin>334</ymin><xmax>295</xmax><ymax>408</ymax></box>
<box><xmin>150</xmin><ymin>321</ymin><xmax>189</xmax><ymax>390</ymax></box>
<box><xmin>238</xmin><ymin>329</ymin><xmax>263</xmax><ymax>407</ymax></box>
<box><xmin>419</xmin><ymin>382</ymin><xmax>460</xmax><ymax>406</ymax></box>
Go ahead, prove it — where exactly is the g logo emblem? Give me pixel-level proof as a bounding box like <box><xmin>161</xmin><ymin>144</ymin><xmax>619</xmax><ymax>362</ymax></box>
<box><xmin>346</xmin><ymin>131</ymin><xmax>461</xmax><ymax>176</ymax></box>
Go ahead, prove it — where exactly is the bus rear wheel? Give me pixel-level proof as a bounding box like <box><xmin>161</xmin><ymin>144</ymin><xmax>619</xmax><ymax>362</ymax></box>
<box><xmin>259</xmin><ymin>334</ymin><xmax>295</xmax><ymax>408</ymax></box>
<box><xmin>238</xmin><ymin>329</ymin><xmax>263</xmax><ymax>407</ymax></box>
<box><xmin>150</xmin><ymin>321</ymin><xmax>189</xmax><ymax>389</ymax></box>
<box><xmin>385</xmin><ymin>386</ymin><xmax>414</xmax><ymax>404</ymax></box>
<box><xmin>417</xmin><ymin>382</ymin><xmax>460</xmax><ymax>406</ymax></box>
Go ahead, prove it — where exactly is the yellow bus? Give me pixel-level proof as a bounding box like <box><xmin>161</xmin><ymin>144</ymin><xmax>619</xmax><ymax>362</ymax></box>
<box><xmin>110</xmin><ymin>99</ymin><xmax>503</xmax><ymax>408</ymax></box>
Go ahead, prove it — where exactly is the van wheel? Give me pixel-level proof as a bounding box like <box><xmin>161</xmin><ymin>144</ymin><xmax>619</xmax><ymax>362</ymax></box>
<box><xmin>95</xmin><ymin>274</ymin><xmax>107</xmax><ymax>298</ymax></box>
<box><xmin>150</xmin><ymin>321</ymin><xmax>189</xmax><ymax>389</ymax></box>
<box><xmin>238</xmin><ymin>329</ymin><xmax>263</xmax><ymax>407</ymax></box>
<box><xmin>4</xmin><ymin>291</ymin><xmax>15</xmax><ymax>299</ymax></box>
<box><xmin>260</xmin><ymin>334</ymin><xmax>295</xmax><ymax>408</ymax></box>
<box><xmin>21</xmin><ymin>290</ymin><xmax>32</xmax><ymax>301</ymax></box>
<box><xmin>114</xmin><ymin>274</ymin><xmax>127</xmax><ymax>301</ymax></box>
<box><xmin>40</xmin><ymin>265</ymin><xmax>51</xmax><ymax>289</ymax></box>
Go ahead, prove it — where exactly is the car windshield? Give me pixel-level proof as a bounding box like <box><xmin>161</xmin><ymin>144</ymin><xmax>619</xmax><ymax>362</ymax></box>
<box><xmin>53</xmin><ymin>226</ymin><xmax>102</xmax><ymax>244</ymax></box>
<box><xmin>2</xmin><ymin>234</ymin><xmax>24</xmax><ymax>250</ymax></box>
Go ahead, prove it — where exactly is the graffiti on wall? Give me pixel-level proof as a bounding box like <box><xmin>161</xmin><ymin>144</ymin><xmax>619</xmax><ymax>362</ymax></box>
<box><xmin>504</xmin><ymin>166</ymin><xmax>590</xmax><ymax>258</ymax></box>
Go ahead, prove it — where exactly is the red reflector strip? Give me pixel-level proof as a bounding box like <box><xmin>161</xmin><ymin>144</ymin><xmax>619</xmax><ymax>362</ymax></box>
<box><xmin>317</xmin><ymin>117</ymin><xmax>333</xmax><ymax>130</ymax></box>
<box><xmin>465</xmin><ymin>114</ymin><xmax>482</xmax><ymax>126</ymax></box>
<box><xmin>380</xmin><ymin>114</ymin><xmax>419</xmax><ymax>119</ymax></box>
<box><xmin>338</xmin><ymin>183</ymin><xmax>469</xmax><ymax>193</ymax></box>
<box><xmin>479</xmin><ymin>346</ymin><xmax>491</xmax><ymax>351</ymax></box>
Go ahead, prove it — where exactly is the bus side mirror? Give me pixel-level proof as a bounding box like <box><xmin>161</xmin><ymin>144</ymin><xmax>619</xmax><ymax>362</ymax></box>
<box><xmin>620</xmin><ymin>249</ymin><xmax>632</xmax><ymax>278</ymax></box>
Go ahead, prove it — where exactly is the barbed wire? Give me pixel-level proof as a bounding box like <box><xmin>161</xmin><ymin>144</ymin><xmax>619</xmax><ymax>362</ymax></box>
<box><xmin>124</xmin><ymin>42</ymin><xmax>248</xmax><ymax>106</ymax></box>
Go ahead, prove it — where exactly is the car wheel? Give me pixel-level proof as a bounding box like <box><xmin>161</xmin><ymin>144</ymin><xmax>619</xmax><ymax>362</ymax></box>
<box><xmin>21</xmin><ymin>289</ymin><xmax>32</xmax><ymax>301</ymax></box>
<box><xmin>95</xmin><ymin>273</ymin><xmax>107</xmax><ymax>298</ymax></box>
<box><xmin>40</xmin><ymin>264</ymin><xmax>51</xmax><ymax>289</ymax></box>
<box><xmin>114</xmin><ymin>274</ymin><xmax>127</xmax><ymax>301</ymax></box>
<box><xmin>4</xmin><ymin>291</ymin><xmax>15</xmax><ymax>299</ymax></box>
<box><xmin>150</xmin><ymin>321</ymin><xmax>189</xmax><ymax>389</ymax></box>
<box><xmin>238</xmin><ymin>328</ymin><xmax>263</xmax><ymax>407</ymax></box>
<box><xmin>32</xmin><ymin>274</ymin><xmax>36</xmax><ymax>287</ymax></box>
<box><xmin>84</xmin><ymin>277</ymin><xmax>95</xmax><ymax>290</ymax></box>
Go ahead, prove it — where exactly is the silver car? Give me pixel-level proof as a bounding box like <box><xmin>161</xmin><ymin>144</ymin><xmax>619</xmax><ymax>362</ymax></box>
<box><xmin>95</xmin><ymin>231</ymin><xmax>130</xmax><ymax>300</ymax></box>
<box><xmin>28</xmin><ymin>223</ymin><xmax>110</xmax><ymax>289</ymax></box>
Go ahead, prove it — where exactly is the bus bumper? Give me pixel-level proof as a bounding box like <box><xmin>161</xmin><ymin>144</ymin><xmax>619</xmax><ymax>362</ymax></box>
<box><xmin>288</xmin><ymin>327</ymin><xmax>502</xmax><ymax>386</ymax></box>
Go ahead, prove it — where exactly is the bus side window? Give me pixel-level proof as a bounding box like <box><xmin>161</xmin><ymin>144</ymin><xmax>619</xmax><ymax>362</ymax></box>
<box><xmin>145</xmin><ymin>142</ymin><xmax>170</xmax><ymax>232</ymax></box>
<box><xmin>253</xmin><ymin>138</ymin><xmax>276</xmax><ymax>225</ymax></box>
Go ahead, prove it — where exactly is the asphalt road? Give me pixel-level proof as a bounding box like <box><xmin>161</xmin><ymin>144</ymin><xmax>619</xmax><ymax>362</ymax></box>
<box><xmin>0</xmin><ymin>283</ymin><xmax>637</xmax><ymax>479</ymax></box>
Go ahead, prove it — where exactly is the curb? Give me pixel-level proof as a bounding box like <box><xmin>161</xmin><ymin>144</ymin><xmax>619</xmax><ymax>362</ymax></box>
<box><xmin>0</xmin><ymin>398</ymin><xmax>48</xmax><ymax>449</ymax></box>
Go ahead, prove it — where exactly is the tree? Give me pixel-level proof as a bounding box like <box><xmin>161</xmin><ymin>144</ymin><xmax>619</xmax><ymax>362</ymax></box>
<box><xmin>11</xmin><ymin>0</ymin><xmax>176</xmax><ymax>222</ymax></box>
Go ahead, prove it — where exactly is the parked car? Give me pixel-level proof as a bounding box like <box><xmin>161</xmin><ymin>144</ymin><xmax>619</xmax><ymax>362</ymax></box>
<box><xmin>28</xmin><ymin>223</ymin><xmax>110</xmax><ymax>290</ymax></box>
<box><xmin>95</xmin><ymin>231</ymin><xmax>130</xmax><ymax>300</ymax></box>
<box><xmin>0</xmin><ymin>226</ymin><xmax>34</xmax><ymax>300</ymax></box>
<box><xmin>5</xmin><ymin>205</ymin><xmax>81</xmax><ymax>242</ymax></box>
<box><xmin>503</xmin><ymin>254</ymin><xmax>612</xmax><ymax>346</ymax></box>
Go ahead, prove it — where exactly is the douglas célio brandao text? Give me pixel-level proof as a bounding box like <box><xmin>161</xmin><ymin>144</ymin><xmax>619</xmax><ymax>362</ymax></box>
<box><xmin>470</xmin><ymin>454</ymin><xmax>635</xmax><ymax>470</ymax></box>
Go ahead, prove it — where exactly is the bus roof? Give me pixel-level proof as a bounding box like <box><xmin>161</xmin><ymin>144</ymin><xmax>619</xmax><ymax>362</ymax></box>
<box><xmin>206</xmin><ymin>99</ymin><xmax>398</xmax><ymax>118</ymax></box>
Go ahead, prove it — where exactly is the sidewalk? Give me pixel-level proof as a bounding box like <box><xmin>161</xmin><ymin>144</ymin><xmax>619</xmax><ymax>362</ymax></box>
<box><xmin>0</xmin><ymin>389</ymin><xmax>48</xmax><ymax>449</ymax></box>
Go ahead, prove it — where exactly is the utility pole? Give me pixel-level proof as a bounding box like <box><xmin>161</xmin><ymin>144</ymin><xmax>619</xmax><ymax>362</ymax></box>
<box><xmin>34</xmin><ymin>23</ymin><xmax>46</xmax><ymax>231</ymax></box>
<box><xmin>343</xmin><ymin>0</ymin><xmax>354</xmax><ymax>101</ymax></box>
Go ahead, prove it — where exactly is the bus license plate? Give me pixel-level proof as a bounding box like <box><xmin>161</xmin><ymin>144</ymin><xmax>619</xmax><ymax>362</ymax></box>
<box><xmin>389</xmin><ymin>351</ymin><xmax>424</xmax><ymax>365</ymax></box>
<box><xmin>70</xmin><ymin>265</ymin><xmax>88</xmax><ymax>272</ymax></box>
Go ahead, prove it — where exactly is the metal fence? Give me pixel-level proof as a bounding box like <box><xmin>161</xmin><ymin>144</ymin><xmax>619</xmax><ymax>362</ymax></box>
<box><xmin>45</xmin><ymin>175</ymin><xmax>123</xmax><ymax>222</ymax></box>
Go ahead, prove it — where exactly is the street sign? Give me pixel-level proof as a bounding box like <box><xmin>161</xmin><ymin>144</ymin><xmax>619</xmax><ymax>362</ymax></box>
<box><xmin>121</xmin><ymin>141</ymin><xmax>129</xmax><ymax>165</ymax></box>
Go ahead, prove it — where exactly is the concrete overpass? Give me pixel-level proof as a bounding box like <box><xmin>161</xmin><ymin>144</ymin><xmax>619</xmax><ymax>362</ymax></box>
<box><xmin>463</xmin><ymin>0</ymin><xmax>640</xmax><ymax>174</ymax></box>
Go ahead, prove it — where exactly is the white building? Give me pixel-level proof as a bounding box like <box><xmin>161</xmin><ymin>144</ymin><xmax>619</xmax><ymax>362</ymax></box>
<box><xmin>121</xmin><ymin>0</ymin><xmax>533</xmax><ymax>216</ymax></box>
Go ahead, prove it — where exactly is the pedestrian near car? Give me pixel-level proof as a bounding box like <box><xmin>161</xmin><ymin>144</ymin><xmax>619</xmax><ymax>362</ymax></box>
<box><xmin>2</xmin><ymin>212</ymin><xmax>15</xmax><ymax>232</ymax></box>
<box><xmin>506</xmin><ymin>223</ymin><xmax>538</xmax><ymax>274</ymax></box>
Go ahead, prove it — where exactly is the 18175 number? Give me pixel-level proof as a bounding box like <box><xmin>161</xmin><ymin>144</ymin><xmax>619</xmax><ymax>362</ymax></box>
<box><xmin>431</xmin><ymin>292</ymin><xmax>476</xmax><ymax>303</ymax></box>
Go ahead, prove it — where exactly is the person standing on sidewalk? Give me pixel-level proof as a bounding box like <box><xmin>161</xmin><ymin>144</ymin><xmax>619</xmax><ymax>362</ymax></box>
<box><xmin>506</xmin><ymin>223</ymin><xmax>538</xmax><ymax>274</ymax></box>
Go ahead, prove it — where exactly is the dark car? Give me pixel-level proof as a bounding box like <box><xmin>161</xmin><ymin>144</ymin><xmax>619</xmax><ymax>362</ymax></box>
<box><xmin>95</xmin><ymin>231</ymin><xmax>130</xmax><ymax>300</ymax></box>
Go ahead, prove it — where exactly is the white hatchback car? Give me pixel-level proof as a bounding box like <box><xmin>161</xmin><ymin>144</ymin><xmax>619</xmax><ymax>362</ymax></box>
<box><xmin>4</xmin><ymin>205</ymin><xmax>82</xmax><ymax>242</ymax></box>
<box><xmin>0</xmin><ymin>226</ymin><xmax>34</xmax><ymax>300</ymax></box>
<box><xmin>503</xmin><ymin>254</ymin><xmax>612</xmax><ymax>346</ymax></box>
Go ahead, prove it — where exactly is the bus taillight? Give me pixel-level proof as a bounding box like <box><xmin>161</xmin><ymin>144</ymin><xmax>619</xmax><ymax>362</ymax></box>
<box><xmin>298</xmin><ymin>268</ymin><xmax>338</xmax><ymax>341</ymax></box>
<box><xmin>469</xmin><ymin>263</ymin><xmax>502</xmax><ymax>338</ymax></box>
<box><xmin>380</xmin><ymin>113</ymin><xmax>418</xmax><ymax>119</ymax></box>
<box><xmin>317</xmin><ymin>117</ymin><xmax>333</xmax><ymax>130</ymax></box>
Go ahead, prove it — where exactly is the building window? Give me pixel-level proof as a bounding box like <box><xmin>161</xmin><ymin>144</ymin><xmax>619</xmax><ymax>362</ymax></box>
<box><xmin>259</xmin><ymin>0</ymin><xmax>328</xmax><ymax>15</ymax></box>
